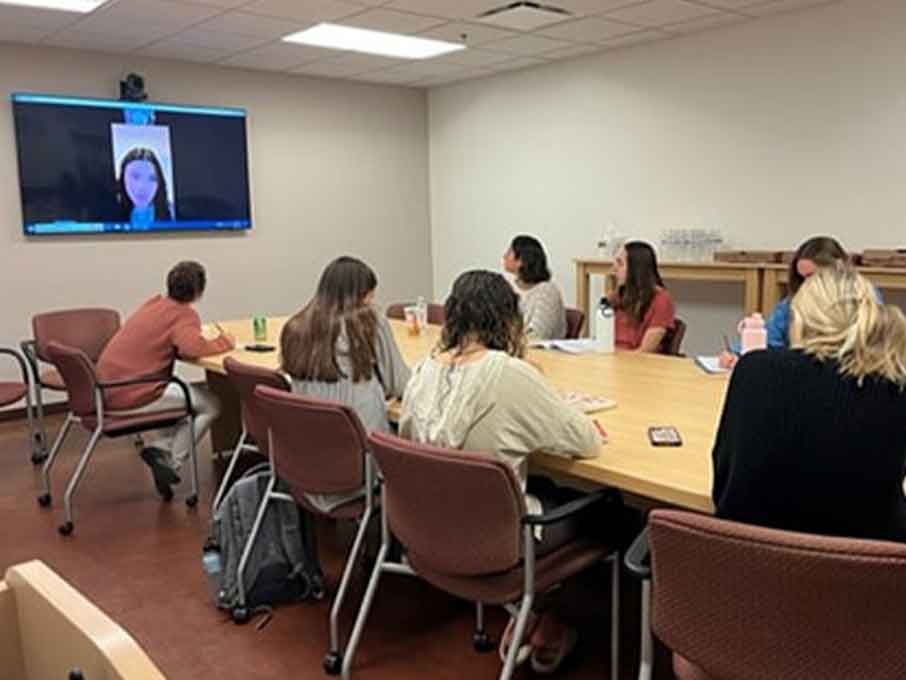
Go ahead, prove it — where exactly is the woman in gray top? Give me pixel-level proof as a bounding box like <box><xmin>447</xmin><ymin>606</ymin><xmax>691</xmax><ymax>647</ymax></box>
<box><xmin>503</xmin><ymin>235</ymin><xmax>567</xmax><ymax>340</ymax></box>
<box><xmin>280</xmin><ymin>256</ymin><xmax>410</xmax><ymax>511</ymax></box>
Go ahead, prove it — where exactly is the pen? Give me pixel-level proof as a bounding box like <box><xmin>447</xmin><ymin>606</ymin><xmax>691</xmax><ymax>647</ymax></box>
<box><xmin>213</xmin><ymin>322</ymin><xmax>226</xmax><ymax>336</ymax></box>
<box><xmin>722</xmin><ymin>333</ymin><xmax>732</xmax><ymax>353</ymax></box>
<box><xmin>593</xmin><ymin>419</ymin><xmax>608</xmax><ymax>440</ymax></box>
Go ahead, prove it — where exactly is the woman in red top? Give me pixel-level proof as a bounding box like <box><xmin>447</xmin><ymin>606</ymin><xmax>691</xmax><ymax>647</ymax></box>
<box><xmin>610</xmin><ymin>241</ymin><xmax>676</xmax><ymax>352</ymax></box>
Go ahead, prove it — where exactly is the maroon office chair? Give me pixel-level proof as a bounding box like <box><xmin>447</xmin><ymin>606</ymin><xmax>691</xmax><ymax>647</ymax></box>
<box><xmin>386</xmin><ymin>302</ymin><xmax>446</xmax><ymax>325</ymax></box>
<box><xmin>564</xmin><ymin>308</ymin><xmax>586</xmax><ymax>339</ymax></box>
<box><xmin>0</xmin><ymin>348</ymin><xmax>34</xmax><ymax>460</ymax></box>
<box><xmin>38</xmin><ymin>341</ymin><xmax>198</xmax><ymax>536</ymax></box>
<box><xmin>21</xmin><ymin>308</ymin><xmax>121</xmax><ymax>463</ymax></box>
<box><xmin>210</xmin><ymin>357</ymin><xmax>290</xmax><ymax>511</ymax></box>
<box><xmin>342</xmin><ymin>431</ymin><xmax>621</xmax><ymax>680</ymax></box>
<box><xmin>248</xmin><ymin>385</ymin><xmax>376</xmax><ymax>671</ymax></box>
<box><xmin>647</xmin><ymin>509</ymin><xmax>906</xmax><ymax>680</ymax></box>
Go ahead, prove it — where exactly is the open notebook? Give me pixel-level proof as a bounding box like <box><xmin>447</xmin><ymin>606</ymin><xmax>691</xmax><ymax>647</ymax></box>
<box><xmin>531</xmin><ymin>339</ymin><xmax>608</xmax><ymax>355</ymax></box>
<box><xmin>559</xmin><ymin>391</ymin><xmax>617</xmax><ymax>414</ymax></box>
<box><xmin>695</xmin><ymin>356</ymin><xmax>730</xmax><ymax>374</ymax></box>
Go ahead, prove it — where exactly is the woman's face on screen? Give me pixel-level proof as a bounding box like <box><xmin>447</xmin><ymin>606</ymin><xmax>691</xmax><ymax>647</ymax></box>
<box><xmin>124</xmin><ymin>159</ymin><xmax>159</xmax><ymax>210</ymax></box>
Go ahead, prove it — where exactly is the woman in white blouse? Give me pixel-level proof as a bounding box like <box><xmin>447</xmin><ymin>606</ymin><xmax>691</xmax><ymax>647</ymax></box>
<box><xmin>503</xmin><ymin>235</ymin><xmax>567</xmax><ymax>340</ymax></box>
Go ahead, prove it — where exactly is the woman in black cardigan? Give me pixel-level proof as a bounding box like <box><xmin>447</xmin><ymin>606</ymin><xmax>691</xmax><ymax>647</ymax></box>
<box><xmin>712</xmin><ymin>265</ymin><xmax>906</xmax><ymax>542</ymax></box>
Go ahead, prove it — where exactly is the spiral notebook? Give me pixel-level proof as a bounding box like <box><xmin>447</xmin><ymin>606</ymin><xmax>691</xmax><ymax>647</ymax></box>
<box><xmin>559</xmin><ymin>391</ymin><xmax>617</xmax><ymax>414</ymax></box>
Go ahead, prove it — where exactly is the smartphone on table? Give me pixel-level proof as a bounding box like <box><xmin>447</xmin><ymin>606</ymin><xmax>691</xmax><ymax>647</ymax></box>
<box><xmin>648</xmin><ymin>426</ymin><xmax>682</xmax><ymax>447</ymax></box>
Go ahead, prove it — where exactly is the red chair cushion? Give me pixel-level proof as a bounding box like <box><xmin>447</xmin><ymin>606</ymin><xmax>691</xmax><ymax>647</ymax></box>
<box><xmin>0</xmin><ymin>382</ymin><xmax>27</xmax><ymax>407</ymax></box>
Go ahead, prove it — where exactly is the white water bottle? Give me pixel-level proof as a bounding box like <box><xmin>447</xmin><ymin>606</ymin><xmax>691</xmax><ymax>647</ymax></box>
<box><xmin>594</xmin><ymin>298</ymin><xmax>615</xmax><ymax>354</ymax></box>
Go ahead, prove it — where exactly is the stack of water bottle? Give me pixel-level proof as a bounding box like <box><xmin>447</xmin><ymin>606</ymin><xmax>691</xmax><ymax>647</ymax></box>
<box><xmin>659</xmin><ymin>228</ymin><xmax>725</xmax><ymax>262</ymax></box>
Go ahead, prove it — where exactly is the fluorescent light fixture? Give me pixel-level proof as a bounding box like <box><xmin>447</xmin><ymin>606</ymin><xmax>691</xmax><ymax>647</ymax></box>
<box><xmin>283</xmin><ymin>23</ymin><xmax>465</xmax><ymax>60</ymax></box>
<box><xmin>0</xmin><ymin>0</ymin><xmax>105</xmax><ymax>11</ymax></box>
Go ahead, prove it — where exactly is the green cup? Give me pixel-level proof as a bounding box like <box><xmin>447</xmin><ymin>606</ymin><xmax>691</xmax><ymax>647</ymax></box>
<box><xmin>253</xmin><ymin>315</ymin><xmax>267</xmax><ymax>343</ymax></box>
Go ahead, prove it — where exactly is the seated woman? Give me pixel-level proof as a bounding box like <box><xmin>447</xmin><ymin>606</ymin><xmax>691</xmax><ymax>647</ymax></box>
<box><xmin>609</xmin><ymin>241</ymin><xmax>675</xmax><ymax>352</ymax></box>
<box><xmin>280</xmin><ymin>256</ymin><xmax>410</xmax><ymax>512</ymax></box>
<box><xmin>719</xmin><ymin>236</ymin><xmax>849</xmax><ymax>367</ymax></box>
<box><xmin>400</xmin><ymin>270</ymin><xmax>600</xmax><ymax>674</ymax></box>
<box><xmin>503</xmin><ymin>235</ymin><xmax>567</xmax><ymax>340</ymax></box>
<box><xmin>712</xmin><ymin>265</ymin><xmax>906</xmax><ymax>541</ymax></box>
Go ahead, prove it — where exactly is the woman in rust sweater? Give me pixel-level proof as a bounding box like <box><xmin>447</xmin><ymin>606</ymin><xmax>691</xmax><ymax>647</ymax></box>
<box><xmin>97</xmin><ymin>261</ymin><xmax>234</xmax><ymax>499</ymax></box>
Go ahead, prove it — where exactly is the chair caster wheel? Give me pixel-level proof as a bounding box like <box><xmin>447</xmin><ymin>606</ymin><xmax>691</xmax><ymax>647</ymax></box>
<box><xmin>231</xmin><ymin>607</ymin><xmax>251</xmax><ymax>624</ymax></box>
<box><xmin>37</xmin><ymin>494</ymin><xmax>52</xmax><ymax>508</ymax></box>
<box><xmin>186</xmin><ymin>494</ymin><xmax>198</xmax><ymax>508</ymax></box>
<box><xmin>58</xmin><ymin>522</ymin><xmax>73</xmax><ymax>536</ymax></box>
<box><xmin>31</xmin><ymin>452</ymin><xmax>48</xmax><ymax>465</ymax></box>
<box><xmin>473</xmin><ymin>631</ymin><xmax>494</xmax><ymax>653</ymax></box>
<box><xmin>323</xmin><ymin>652</ymin><xmax>342</xmax><ymax>675</ymax></box>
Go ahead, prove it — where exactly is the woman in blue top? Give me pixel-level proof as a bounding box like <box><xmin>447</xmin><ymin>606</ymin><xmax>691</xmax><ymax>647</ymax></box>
<box><xmin>118</xmin><ymin>148</ymin><xmax>173</xmax><ymax>228</ymax></box>
<box><xmin>720</xmin><ymin>236</ymin><xmax>848</xmax><ymax>367</ymax></box>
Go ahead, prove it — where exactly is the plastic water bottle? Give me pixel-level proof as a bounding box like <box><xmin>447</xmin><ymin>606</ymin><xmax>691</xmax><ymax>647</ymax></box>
<box><xmin>416</xmin><ymin>296</ymin><xmax>428</xmax><ymax>329</ymax></box>
<box><xmin>738</xmin><ymin>313</ymin><xmax>767</xmax><ymax>354</ymax></box>
<box><xmin>594</xmin><ymin>298</ymin><xmax>616</xmax><ymax>354</ymax></box>
<box><xmin>202</xmin><ymin>547</ymin><xmax>224</xmax><ymax>603</ymax></box>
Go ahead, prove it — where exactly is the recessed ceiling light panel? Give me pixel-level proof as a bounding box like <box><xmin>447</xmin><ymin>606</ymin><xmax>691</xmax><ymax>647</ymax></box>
<box><xmin>283</xmin><ymin>23</ymin><xmax>466</xmax><ymax>60</ymax></box>
<box><xmin>0</xmin><ymin>0</ymin><xmax>105</xmax><ymax>12</ymax></box>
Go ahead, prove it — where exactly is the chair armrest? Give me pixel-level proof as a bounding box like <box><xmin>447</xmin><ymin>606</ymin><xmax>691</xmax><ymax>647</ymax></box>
<box><xmin>624</xmin><ymin>527</ymin><xmax>650</xmax><ymax>580</ymax></box>
<box><xmin>0</xmin><ymin>347</ymin><xmax>30</xmax><ymax>385</ymax></box>
<box><xmin>19</xmin><ymin>340</ymin><xmax>39</xmax><ymax>376</ymax></box>
<box><xmin>97</xmin><ymin>375</ymin><xmax>194</xmax><ymax>413</ymax></box>
<box><xmin>522</xmin><ymin>488</ymin><xmax>620</xmax><ymax>527</ymax></box>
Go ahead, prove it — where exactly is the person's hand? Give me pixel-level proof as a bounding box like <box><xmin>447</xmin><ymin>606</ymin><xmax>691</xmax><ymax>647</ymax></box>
<box><xmin>718</xmin><ymin>351</ymin><xmax>738</xmax><ymax>369</ymax></box>
<box><xmin>221</xmin><ymin>332</ymin><xmax>237</xmax><ymax>350</ymax></box>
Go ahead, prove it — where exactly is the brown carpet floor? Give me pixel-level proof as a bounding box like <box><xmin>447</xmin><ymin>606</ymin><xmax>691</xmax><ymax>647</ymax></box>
<box><xmin>0</xmin><ymin>413</ymin><xmax>670</xmax><ymax>679</ymax></box>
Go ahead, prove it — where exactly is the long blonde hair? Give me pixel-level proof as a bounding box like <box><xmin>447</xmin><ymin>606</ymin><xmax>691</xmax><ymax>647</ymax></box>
<box><xmin>790</xmin><ymin>265</ymin><xmax>906</xmax><ymax>386</ymax></box>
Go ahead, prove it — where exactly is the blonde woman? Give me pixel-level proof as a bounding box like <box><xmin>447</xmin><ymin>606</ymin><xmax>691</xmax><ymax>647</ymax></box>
<box><xmin>711</xmin><ymin>265</ymin><xmax>906</xmax><ymax>541</ymax></box>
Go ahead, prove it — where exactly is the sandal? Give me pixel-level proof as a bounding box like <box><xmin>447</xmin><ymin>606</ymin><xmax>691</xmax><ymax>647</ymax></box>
<box><xmin>498</xmin><ymin>613</ymin><xmax>538</xmax><ymax>666</ymax></box>
<box><xmin>530</xmin><ymin>625</ymin><xmax>578</xmax><ymax>674</ymax></box>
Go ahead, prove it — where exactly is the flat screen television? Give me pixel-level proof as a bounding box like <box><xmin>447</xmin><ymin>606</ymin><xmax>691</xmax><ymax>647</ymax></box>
<box><xmin>11</xmin><ymin>93</ymin><xmax>252</xmax><ymax>235</ymax></box>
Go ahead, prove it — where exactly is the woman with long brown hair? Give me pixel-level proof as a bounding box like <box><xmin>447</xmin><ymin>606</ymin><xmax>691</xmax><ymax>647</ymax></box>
<box><xmin>610</xmin><ymin>241</ymin><xmax>675</xmax><ymax>352</ymax></box>
<box><xmin>281</xmin><ymin>256</ymin><xmax>410</xmax><ymax>510</ymax></box>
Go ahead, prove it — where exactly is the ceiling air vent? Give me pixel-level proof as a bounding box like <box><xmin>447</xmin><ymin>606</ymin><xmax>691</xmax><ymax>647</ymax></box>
<box><xmin>476</xmin><ymin>2</ymin><xmax>573</xmax><ymax>31</ymax></box>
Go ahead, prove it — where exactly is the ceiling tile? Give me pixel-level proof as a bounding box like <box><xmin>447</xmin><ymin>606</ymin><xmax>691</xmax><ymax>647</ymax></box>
<box><xmin>166</xmin><ymin>26</ymin><xmax>274</xmax><ymax>49</ymax></box>
<box><xmin>381</xmin><ymin>0</ymin><xmax>500</xmax><ymax>21</ymax></box>
<box><xmin>326</xmin><ymin>50</ymin><xmax>405</xmax><ymax>69</ymax></box>
<box><xmin>219</xmin><ymin>41</ymin><xmax>334</xmax><ymax>69</ymax></box>
<box><xmin>481</xmin><ymin>33</ymin><xmax>575</xmax><ymax>56</ymax></box>
<box><xmin>488</xmin><ymin>55</ymin><xmax>549</xmax><ymax>71</ymax></box>
<box><xmin>44</xmin><ymin>29</ymin><xmax>147</xmax><ymax>51</ymax></box>
<box><xmin>0</xmin><ymin>24</ymin><xmax>52</xmax><ymax>42</ymax></box>
<box><xmin>68</xmin><ymin>0</ymin><xmax>223</xmax><ymax>35</ymax></box>
<box><xmin>603</xmin><ymin>0</ymin><xmax>721</xmax><ymax>26</ymax></box>
<box><xmin>195</xmin><ymin>10</ymin><xmax>306</xmax><ymax>38</ymax></box>
<box><xmin>240</xmin><ymin>0</ymin><xmax>363</xmax><ymax>22</ymax></box>
<box><xmin>416</xmin><ymin>21</ymin><xmax>517</xmax><ymax>46</ymax></box>
<box><xmin>540</xmin><ymin>42</ymin><xmax>606</xmax><ymax>60</ymax></box>
<box><xmin>433</xmin><ymin>46</ymin><xmax>515</xmax><ymax>67</ymax></box>
<box><xmin>170</xmin><ymin>0</ymin><xmax>249</xmax><ymax>7</ymax></box>
<box><xmin>601</xmin><ymin>27</ymin><xmax>669</xmax><ymax>46</ymax></box>
<box><xmin>350</xmin><ymin>68</ymin><xmax>425</xmax><ymax>84</ymax></box>
<box><xmin>537</xmin><ymin>16</ymin><xmax>642</xmax><ymax>42</ymax></box>
<box><xmin>739</xmin><ymin>0</ymin><xmax>838</xmax><ymax>16</ymax></box>
<box><xmin>0</xmin><ymin>4</ymin><xmax>85</xmax><ymax>30</ymax></box>
<box><xmin>340</xmin><ymin>8</ymin><xmax>447</xmax><ymax>33</ymax></box>
<box><xmin>688</xmin><ymin>0</ymin><xmax>771</xmax><ymax>7</ymax></box>
<box><xmin>377</xmin><ymin>59</ymin><xmax>469</xmax><ymax>78</ymax></box>
<box><xmin>138</xmin><ymin>40</ymin><xmax>234</xmax><ymax>62</ymax></box>
<box><xmin>420</xmin><ymin>67</ymin><xmax>494</xmax><ymax>86</ymax></box>
<box><xmin>290</xmin><ymin>58</ymin><xmax>380</xmax><ymax>76</ymax></box>
<box><xmin>661</xmin><ymin>11</ymin><xmax>747</xmax><ymax>32</ymax></box>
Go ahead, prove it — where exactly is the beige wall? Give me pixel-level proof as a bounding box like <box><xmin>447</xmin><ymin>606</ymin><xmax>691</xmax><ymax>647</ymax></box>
<box><xmin>428</xmin><ymin>0</ymin><xmax>906</xmax><ymax>355</ymax></box>
<box><xmin>0</xmin><ymin>43</ymin><xmax>431</xmax><ymax>387</ymax></box>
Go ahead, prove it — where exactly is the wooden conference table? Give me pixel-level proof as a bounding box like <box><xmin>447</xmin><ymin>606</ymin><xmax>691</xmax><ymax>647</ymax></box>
<box><xmin>190</xmin><ymin>318</ymin><xmax>727</xmax><ymax>513</ymax></box>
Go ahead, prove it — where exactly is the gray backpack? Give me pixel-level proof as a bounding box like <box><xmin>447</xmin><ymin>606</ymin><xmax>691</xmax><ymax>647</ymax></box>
<box><xmin>203</xmin><ymin>463</ymin><xmax>324</xmax><ymax>624</ymax></box>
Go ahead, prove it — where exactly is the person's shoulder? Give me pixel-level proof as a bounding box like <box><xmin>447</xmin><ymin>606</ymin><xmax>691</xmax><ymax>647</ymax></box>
<box><xmin>735</xmin><ymin>347</ymin><xmax>805</xmax><ymax>375</ymax></box>
<box><xmin>654</xmin><ymin>286</ymin><xmax>674</xmax><ymax>303</ymax></box>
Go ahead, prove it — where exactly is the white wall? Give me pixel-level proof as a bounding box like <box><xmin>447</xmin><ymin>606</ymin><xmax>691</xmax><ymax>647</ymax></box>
<box><xmin>0</xmin><ymin>43</ymin><xmax>432</xmax><ymax>391</ymax></box>
<box><xmin>428</xmin><ymin>0</ymin><xmax>906</xmax><ymax>355</ymax></box>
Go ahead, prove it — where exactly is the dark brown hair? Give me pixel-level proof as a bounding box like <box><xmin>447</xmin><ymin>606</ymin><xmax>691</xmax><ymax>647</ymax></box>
<box><xmin>510</xmin><ymin>235</ymin><xmax>551</xmax><ymax>284</ymax></box>
<box><xmin>118</xmin><ymin>147</ymin><xmax>172</xmax><ymax>221</ymax></box>
<box><xmin>439</xmin><ymin>270</ymin><xmax>525</xmax><ymax>358</ymax></box>
<box><xmin>616</xmin><ymin>241</ymin><xmax>665</xmax><ymax>325</ymax></box>
<box><xmin>788</xmin><ymin>236</ymin><xmax>847</xmax><ymax>295</ymax></box>
<box><xmin>281</xmin><ymin>257</ymin><xmax>379</xmax><ymax>383</ymax></box>
<box><xmin>167</xmin><ymin>261</ymin><xmax>206</xmax><ymax>303</ymax></box>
